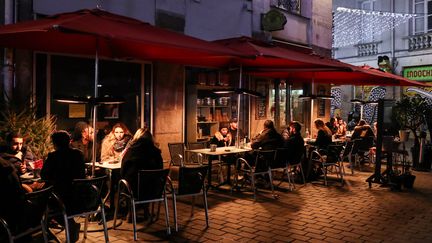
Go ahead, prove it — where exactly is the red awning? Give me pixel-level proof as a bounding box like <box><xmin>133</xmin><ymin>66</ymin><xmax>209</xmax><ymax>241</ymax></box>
<box><xmin>214</xmin><ymin>37</ymin><xmax>430</xmax><ymax>87</ymax></box>
<box><xmin>249</xmin><ymin>65</ymin><xmax>432</xmax><ymax>87</ymax></box>
<box><xmin>215</xmin><ymin>36</ymin><xmax>354</xmax><ymax>70</ymax></box>
<box><xmin>0</xmin><ymin>9</ymin><xmax>243</xmax><ymax>67</ymax></box>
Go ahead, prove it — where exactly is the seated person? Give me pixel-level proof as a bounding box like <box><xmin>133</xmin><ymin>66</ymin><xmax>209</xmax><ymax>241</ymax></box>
<box><xmin>351</xmin><ymin>119</ymin><xmax>375</xmax><ymax>140</ymax></box>
<box><xmin>100</xmin><ymin>123</ymin><xmax>132</xmax><ymax>162</ymax></box>
<box><xmin>210</xmin><ymin>124</ymin><xmax>232</xmax><ymax>147</ymax></box>
<box><xmin>308</xmin><ymin>119</ymin><xmax>332</xmax><ymax>151</ymax></box>
<box><xmin>283</xmin><ymin>121</ymin><xmax>305</xmax><ymax>164</ymax></box>
<box><xmin>121</xmin><ymin>128</ymin><xmax>163</xmax><ymax>220</ymax></box>
<box><xmin>0</xmin><ymin>156</ymin><xmax>42</xmax><ymax>241</ymax></box>
<box><xmin>325</xmin><ymin>118</ymin><xmax>337</xmax><ymax>135</ymax></box>
<box><xmin>251</xmin><ymin>120</ymin><xmax>283</xmax><ymax>150</ymax></box>
<box><xmin>121</xmin><ymin>128</ymin><xmax>163</xmax><ymax>194</ymax></box>
<box><xmin>228</xmin><ymin>118</ymin><xmax>246</xmax><ymax>146</ymax></box>
<box><xmin>0</xmin><ymin>132</ymin><xmax>36</xmax><ymax>176</ymax></box>
<box><xmin>41</xmin><ymin>130</ymin><xmax>85</xmax><ymax>242</ymax></box>
<box><xmin>71</xmin><ymin>121</ymin><xmax>95</xmax><ymax>163</ymax></box>
<box><xmin>335</xmin><ymin>118</ymin><xmax>347</xmax><ymax>138</ymax></box>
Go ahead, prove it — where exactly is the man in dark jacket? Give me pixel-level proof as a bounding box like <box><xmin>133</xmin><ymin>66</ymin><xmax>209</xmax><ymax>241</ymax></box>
<box><xmin>251</xmin><ymin>120</ymin><xmax>283</xmax><ymax>150</ymax></box>
<box><xmin>0</xmin><ymin>132</ymin><xmax>36</xmax><ymax>175</ymax></box>
<box><xmin>41</xmin><ymin>130</ymin><xmax>85</xmax><ymax>242</ymax></box>
<box><xmin>283</xmin><ymin>121</ymin><xmax>305</xmax><ymax>164</ymax></box>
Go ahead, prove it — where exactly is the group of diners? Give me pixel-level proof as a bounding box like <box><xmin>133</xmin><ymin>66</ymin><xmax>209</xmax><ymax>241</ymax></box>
<box><xmin>0</xmin><ymin>121</ymin><xmax>163</xmax><ymax>242</ymax></box>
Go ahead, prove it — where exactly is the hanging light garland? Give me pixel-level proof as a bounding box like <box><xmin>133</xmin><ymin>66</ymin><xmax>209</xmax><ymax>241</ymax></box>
<box><xmin>333</xmin><ymin>7</ymin><xmax>416</xmax><ymax>48</ymax></box>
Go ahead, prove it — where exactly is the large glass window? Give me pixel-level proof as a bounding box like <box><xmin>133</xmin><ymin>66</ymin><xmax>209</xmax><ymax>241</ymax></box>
<box><xmin>413</xmin><ymin>0</ymin><xmax>432</xmax><ymax>35</ymax></box>
<box><xmin>48</xmin><ymin>55</ymin><xmax>147</xmax><ymax>133</ymax></box>
<box><xmin>270</xmin><ymin>80</ymin><xmax>304</xmax><ymax>128</ymax></box>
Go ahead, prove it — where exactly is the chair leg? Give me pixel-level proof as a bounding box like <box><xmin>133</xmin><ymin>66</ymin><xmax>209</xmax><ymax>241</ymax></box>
<box><xmin>349</xmin><ymin>155</ymin><xmax>354</xmax><ymax>175</ymax></box>
<box><xmin>84</xmin><ymin>215</ymin><xmax>89</xmax><ymax>239</ymax></box>
<box><xmin>100</xmin><ymin>205</ymin><xmax>110</xmax><ymax>243</ymax></box>
<box><xmin>268</xmin><ymin>171</ymin><xmax>277</xmax><ymax>199</ymax></box>
<box><xmin>132</xmin><ymin>200</ymin><xmax>137</xmax><ymax>241</ymax></box>
<box><xmin>173</xmin><ymin>194</ymin><xmax>178</xmax><ymax>232</ymax></box>
<box><xmin>285</xmin><ymin>165</ymin><xmax>293</xmax><ymax>191</ymax></box>
<box><xmin>190</xmin><ymin>196</ymin><xmax>195</xmax><ymax>218</ymax></box>
<box><xmin>113</xmin><ymin>192</ymin><xmax>121</xmax><ymax>229</ymax></box>
<box><xmin>64</xmin><ymin>215</ymin><xmax>70</xmax><ymax>243</ymax></box>
<box><xmin>203</xmin><ymin>189</ymin><xmax>209</xmax><ymax>228</ymax></box>
<box><xmin>163</xmin><ymin>196</ymin><xmax>171</xmax><ymax>235</ymax></box>
<box><xmin>323</xmin><ymin>166</ymin><xmax>328</xmax><ymax>186</ymax></box>
<box><xmin>251</xmin><ymin>174</ymin><xmax>256</xmax><ymax>200</ymax></box>
<box><xmin>299</xmin><ymin>164</ymin><xmax>305</xmax><ymax>185</ymax></box>
<box><xmin>41</xmin><ymin>218</ymin><xmax>48</xmax><ymax>243</ymax></box>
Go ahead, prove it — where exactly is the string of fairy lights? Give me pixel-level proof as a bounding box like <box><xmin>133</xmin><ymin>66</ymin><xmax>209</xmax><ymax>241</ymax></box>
<box><xmin>333</xmin><ymin>7</ymin><xmax>416</xmax><ymax>48</ymax></box>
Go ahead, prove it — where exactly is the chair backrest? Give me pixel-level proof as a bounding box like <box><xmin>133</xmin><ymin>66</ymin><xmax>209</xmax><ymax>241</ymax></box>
<box><xmin>178</xmin><ymin>165</ymin><xmax>208</xmax><ymax>195</ymax></box>
<box><xmin>137</xmin><ymin>168</ymin><xmax>170</xmax><ymax>201</ymax></box>
<box><xmin>168</xmin><ymin>143</ymin><xmax>185</xmax><ymax>166</ymax></box>
<box><xmin>350</xmin><ymin>139</ymin><xmax>362</xmax><ymax>155</ymax></box>
<box><xmin>25</xmin><ymin>185</ymin><xmax>54</xmax><ymax>225</ymax></box>
<box><xmin>342</xmin><ymin>140</ymin><xmax>354</xmax><ymax>158</ymax></box>
<box><xmin>288</xmin><ymin>146</ymin><xmax>306</xmax><ymax>165</ymax></box>
<box><xmin>254</xmin><ymin>150</ymin><xmax>276</xmax><ymax>172</ymax></box>
<box><xmin>187</xmin><ymin>142</ymin><xmax>207</xmax><ymax>164</ymax></box>
<box><xmin>72</xmin><ymin>175</ymin><xmax>107</xmax><ymax>212</ymax></box>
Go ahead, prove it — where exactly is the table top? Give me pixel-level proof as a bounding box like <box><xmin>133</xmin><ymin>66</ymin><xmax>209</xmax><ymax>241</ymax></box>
<box><xmin>87</xmin><ymin>160</ymin><xmax>121</xmax><ymax>170</ymax></box>
<box><xmin>186</xmin><ymin>146</ymin><xmax>251</xmax><ymax>156</ymax></box>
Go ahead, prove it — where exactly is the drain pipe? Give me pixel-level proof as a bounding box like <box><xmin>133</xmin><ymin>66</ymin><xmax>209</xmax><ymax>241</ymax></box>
<box><xmin>3</xmin><ymin>0</ymin><xmax>14</xmax><ymax>101</ymax></box>
<box><xmin>391</xmin><ymin>0</ymin><xmax>396</xmax><ymax>99</ymax></box>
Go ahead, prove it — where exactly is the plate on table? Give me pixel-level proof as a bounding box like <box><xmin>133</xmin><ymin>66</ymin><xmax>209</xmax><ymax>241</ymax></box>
<box><xmin>20</xmin><ymin>172</ymin><xmax>34</xmax><ymax>180</ymax></box>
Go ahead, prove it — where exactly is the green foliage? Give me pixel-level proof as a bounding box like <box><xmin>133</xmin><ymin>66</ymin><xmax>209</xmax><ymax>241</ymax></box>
<box><xmin>0</xmin><ymin>105</ymin><xmax>56</xmax><ymax>159</ymax></box>
<box><xmin>392</xmin><ymin>95</ymin><xmax>428</xmax><ymax>144</ymax></box>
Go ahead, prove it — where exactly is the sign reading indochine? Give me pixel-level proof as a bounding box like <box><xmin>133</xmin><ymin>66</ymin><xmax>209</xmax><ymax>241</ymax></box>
<box><xmin>403</xmin><ymin>66</ymin><xmax>432</xmax><ymax>81</ymax></box>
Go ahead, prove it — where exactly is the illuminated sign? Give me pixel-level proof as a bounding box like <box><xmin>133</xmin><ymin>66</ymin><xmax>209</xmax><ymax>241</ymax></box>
<box><xmin>403</xmin><ymin>66</ymin><xmax>432</xmax><ymax>81</ymax></box>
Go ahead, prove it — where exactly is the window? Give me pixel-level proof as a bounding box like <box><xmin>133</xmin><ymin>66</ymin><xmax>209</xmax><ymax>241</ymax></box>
<box><xmin>413</xmin><ymin>0</ymin><xmax>432</xmax><ymax>35</ymax></box>
<box><xmin>273</xmin><ymin>0</ymin><xmax>301</xmax><ymax>14</ymax></box>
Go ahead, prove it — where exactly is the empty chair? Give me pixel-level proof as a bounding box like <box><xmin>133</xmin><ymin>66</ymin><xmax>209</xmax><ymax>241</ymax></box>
<box><xmin>168</xmin><ymin>165</ymin><xmax>209</xmax><ymax>232</ymax></box>
<box><xmin>187</xmin><ymin>141</ymin><xmax>208</xmax><ymax>164</ymax></box>
<box><xmin>0</xmin><ymin>186</ymin><xmax>54</xmax><ymax>243</ymax></box>
<box><xmin>168</xmin><ymin>143</ymin><xmax>186</xmax><ymax>167</ymax></box>
<box><xmin>51</xmin><ymin>175</ymin><xmax>109</xmax><ymax>243</ymax></box>
<box><xmin>233</xmin><ymin>150</ymin><xmax>277</xmax><ymax>200</ymax></box>
<box><xmin>114</xmin><ymin>169</ymin><xmax>171</xmax><ymax>241</ymax></box>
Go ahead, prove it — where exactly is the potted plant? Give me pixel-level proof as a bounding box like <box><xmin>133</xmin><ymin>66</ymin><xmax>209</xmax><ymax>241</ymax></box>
<box><xmin>0</xmin><ymin>100</ymin><xmax>56</xmax><ymax>160</ymax></box>
<box><xmin>392</xmin><ymin>95</ymin><xmax>428</xmax><ymax>169</ymax></box>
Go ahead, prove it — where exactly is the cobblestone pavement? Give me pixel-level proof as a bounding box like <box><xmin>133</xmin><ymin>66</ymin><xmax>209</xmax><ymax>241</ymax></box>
<box><xmin>48</xmin><ymin>166</ymin><xmax>432</xmax><ymax>243</ymax></box>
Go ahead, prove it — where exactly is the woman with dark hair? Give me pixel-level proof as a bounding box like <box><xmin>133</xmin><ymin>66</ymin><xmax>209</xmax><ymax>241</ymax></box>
<box><xmin>101</xmin><ymin>123</ymin><xmax>132</xmax><ymax>162</ymax></box>
<box><xmin>309</xmin><ymin>118</ymin><xmax>332</xmax><ymax>150</ymax></box>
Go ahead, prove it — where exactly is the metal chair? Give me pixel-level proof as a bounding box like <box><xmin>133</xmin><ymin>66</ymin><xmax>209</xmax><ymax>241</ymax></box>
<box><xmin>310</xmin><ymin>145</ymin><xmax>344</xmax><ymax>186</ymax></box>
<box><xmin>168</xmin><ymin>165</ymin><xmax>209</xmax><ymax>232</ymax></box>
<box><xmin>0</xmin><ymin>186</ymin><xmax>54</xmax><ymax>243</ymax></box>
<box><xmin>233</xmin><ymin>150</ymin><xmax>278</xmax><ymax>200</ymax></box>
<box><xmin>285</xmin><ymin>148</ymin><xmax>306</xmax><ymax>190</ymax></box>
<box><xmin>113</xmin><ymin>169</ymin><xmax>171</xmax><ymax>240</ymax></box>
<box><xmin>187</xmin><ymin>142</ymin><xmax>208</xmax><ymax>165</ymax></box>
<box><xmin>51</xmin><ymin>175</ymin><xmax>109</xmax><ymax>243</ymax></box>
<box><xmin>168</xmin><ymin>142</ymin><xmax>186</xmax><ymax>167</ymax></box>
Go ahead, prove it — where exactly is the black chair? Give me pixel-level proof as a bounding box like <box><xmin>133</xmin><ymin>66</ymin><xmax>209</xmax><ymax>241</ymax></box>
<box><xmin>168</xmin><ymin>143</ymin><xmax>186</xmax><ymax>167</ymax></box>
<box><xmin>285</xmin><ymin>147</ymin><xmax>306</xmax><ymax>190</ymax></box>
<box><xmin>233</xmin><ymin>150</ymin><xmax>277</xmax><ymax>200</ymax></box>
<box><xmin>113</xmin><ymin>169</ymin><xmax>171</xmax><ymax>240</ymax></box>
<box><xmin>187</xmin><ymin>142</ymin><xmax>208</xmax><ymax>164</ymax></box>
<box><xmin>51</xmin><ymin>175</ymin><xmax>109</xmax><ymax>243</ymax></box>
<box><xmin>168</xmin><ymin>165</ymin><xmax>209</xmax><ymax>232</ymax></box>
<box><xmin>0</xmin><ymin>186</ymin><xmax>54</xmax><ymax>243</ymax></box>
<box><xmin>309</xmin><ymin>145</ymin><xmax>344</xmax><ymax>186</ymax></box>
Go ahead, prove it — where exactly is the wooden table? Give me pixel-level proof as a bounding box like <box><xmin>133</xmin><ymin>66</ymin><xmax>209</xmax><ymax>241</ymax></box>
<box><xmin>186</xmin><ymin>146</ymin><xmax>251</xmax><ymax>189</ymax></box>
